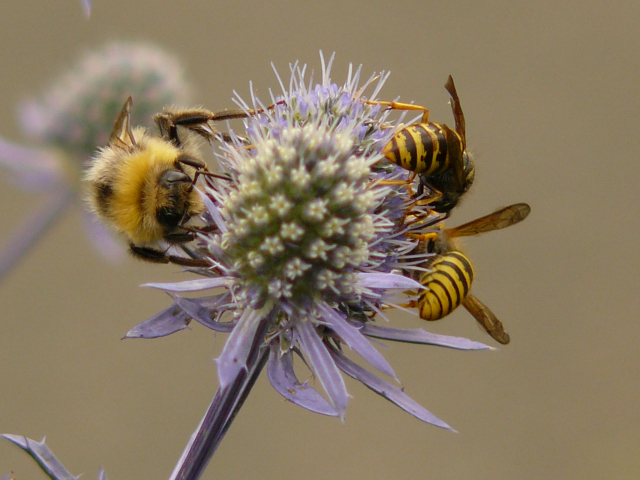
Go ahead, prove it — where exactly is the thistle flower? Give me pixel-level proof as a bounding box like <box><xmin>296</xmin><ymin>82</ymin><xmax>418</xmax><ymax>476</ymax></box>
<box><xmin>0</xmin><ymin>41</ymin><xmax>192</xmax><ymax>279</ymax></box>
<box><xmin>125</xmin><ymin>53</ymin><xmax>492</xmax><ymax>480</ymax></box>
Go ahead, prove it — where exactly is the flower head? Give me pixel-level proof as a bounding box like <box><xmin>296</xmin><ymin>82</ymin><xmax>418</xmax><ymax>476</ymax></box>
<box><xmin>135</xmin><ymin>54</ymin><xmax>491</xmax><ymax>433</ymax></box>
<box><xmin>20</xmin><ymin>41</ymin><xmax>192</xmax><ymax>163</ymax></box>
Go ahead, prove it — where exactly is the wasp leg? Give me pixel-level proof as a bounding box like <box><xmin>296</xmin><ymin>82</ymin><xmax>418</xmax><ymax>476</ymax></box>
<box><xmin>360</xmin><ymin>99</ymin><xmax>429</xmax><ymax>123</ymax></box>
<box><xmin>401</xmin><ymin>187</ymin><xmax>447</xmax><ymax>226</ymax></box>
<box><xmin>399</xmin><ymin>299</ymin><xmax>419</xmax><ymax>309</ymax></box>
<box><xmin>376</xmin><ymin>179</ymin><xmax>413</xmax><ymax>186</ymax></box>
<box><xmin>405</xmin><ymin>231</ymin><xmax>439</xmax><ymax>243</ymax></box>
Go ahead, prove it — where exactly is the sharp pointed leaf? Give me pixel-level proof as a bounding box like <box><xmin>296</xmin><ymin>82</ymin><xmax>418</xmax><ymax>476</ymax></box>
<box><xmin>142</xmin><ymin>277</ymin><xmax>230</xmax><ymax>292</ymax></box>
<box><xmin>357</xmin><ymin>272</ymin><xmax>423</xmax><ymax>290</ymax></box>
<box><xmin>217</xmin><ymin>307</ymin><xmax>272</xmax><ymax>388</ymax></box>
<box><xmin>123</xmin><ymin>303</ymin><xmax>190</xmax><ymax>339</ymax></box>
<box><xmin>2</xmin><ymin>435</ymin><xmax>80</xmax><ymax>480</ymax></box>
<box><xmin>296</xmin><ymin>321</ymin><xmax>348</xmax><ymax>420</ymax></box>
<box><xmin>267</xmin><ymin>346</ymin><xmax>338</xmax><ymax>416</ymax></box>
<box><xmin>328</xmin><ymin>347</ymin><xmax>455</xmax><ymax>431</ymax></box>
<box><xmin>360</xmin><ymin>324</ymin><xmax>493</xmax><ymax>350</ymax></box>
<box><xmin>319</xmin><ymin>303</ymin><xmax>396</xmax><ymax>379</ymax></box>
<box><xmin>172</xmin><ymin>295</ymin><xmax>236</xmax><ymax>332</ymax></box>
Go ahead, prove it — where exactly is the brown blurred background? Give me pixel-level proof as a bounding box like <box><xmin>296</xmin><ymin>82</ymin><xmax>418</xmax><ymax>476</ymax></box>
<box><xmin>0</xmin><ymin>1</ymin><xmax>638</xmax><ymax>479</ymax></box>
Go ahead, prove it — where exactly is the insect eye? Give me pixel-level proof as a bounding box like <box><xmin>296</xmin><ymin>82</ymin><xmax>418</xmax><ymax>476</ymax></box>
<box><xmin>157</xmin><ymin>207</ymin><xmax>183</xmax><ymax>228</ymax></box>
<box><xmin>159</xmin><ymin>170</ymin><xmax>191</xmax><ymax>187</ymax></box>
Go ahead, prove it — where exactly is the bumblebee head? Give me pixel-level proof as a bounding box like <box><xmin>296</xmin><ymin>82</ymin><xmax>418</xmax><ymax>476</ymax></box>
<box><xmin>155</xmin><ymin>170</ymin><xmax>197</xmax><ymax>230</ymax></box>
<box><xmin>129</xmin><ymin>138</ymin><xmax>205</xmax><ymax>242</ymax></box>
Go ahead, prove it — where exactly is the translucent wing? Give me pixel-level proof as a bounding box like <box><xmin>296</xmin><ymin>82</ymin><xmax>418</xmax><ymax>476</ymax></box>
<box><xmin>444</xmin><ymin>75</ymin><xmax>466</xmax><ymax>149</ymax></box>
<box><xmin>109</xmin><ymin>96</ymin><xmax>136</xmax><ymax>148</ymax></box>
<box><xmin>448</xmin><ymin>203</ymin><xmax>531</xmax><ymax>238</ymax></box>
<box><xmin>461</xmin><ymin>293</ymin><xmax>510</xmax><ymax>344</ymax></box>
<box><xmin>441</xmin><ymin>123</ymin><xmax>466</xmax><ymax>190</ymax></box>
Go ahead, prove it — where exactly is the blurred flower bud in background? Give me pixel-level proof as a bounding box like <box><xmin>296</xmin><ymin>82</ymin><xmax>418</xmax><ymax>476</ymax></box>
<box><xmin>80</xmin><ymin>0</ymin><xmax>91</xmax><ymax>18</ymax></box>
<box><xmin>0</xmin><ymin>41</ymin><xmax>193</xmax><ymax>279</ymax></box>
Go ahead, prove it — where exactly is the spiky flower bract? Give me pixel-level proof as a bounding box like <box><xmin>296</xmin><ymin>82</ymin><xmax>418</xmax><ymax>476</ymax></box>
<box><xmin>132</xmin><ymin>56</ymin><xmax>492</xmax><ymax>476</ymax></box>
<box><xmin>0</xmin><ymin>42</ymin><xmax>193</xmax><ymax>277</ymax></box>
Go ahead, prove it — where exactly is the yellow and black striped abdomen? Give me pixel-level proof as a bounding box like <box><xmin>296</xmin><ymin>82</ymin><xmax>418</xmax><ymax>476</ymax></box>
<box><xmin>418</xmin><ymin>251</ymin><xmax>474</xmax><ymax>320</ymax></box>
<box><xmin>382</xmin><ymin>123</ymin><xmax>452</xmax><ymax>175</ymax></box>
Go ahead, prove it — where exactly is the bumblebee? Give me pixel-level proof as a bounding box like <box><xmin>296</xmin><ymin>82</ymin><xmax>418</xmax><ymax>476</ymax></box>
<box><xmin>85</xmin><ymin>97</ymin><xmax>250</xmax><ymax>266</ymax></box>
<box><xmin>366</xmin><ymin>76</ymin><xmax>474</xmax><ymax>215</ymax></box>
<box><xmin>411</xmin><ymin>203</ymin><xmax>530</xmax><ymax>344</ymax></box>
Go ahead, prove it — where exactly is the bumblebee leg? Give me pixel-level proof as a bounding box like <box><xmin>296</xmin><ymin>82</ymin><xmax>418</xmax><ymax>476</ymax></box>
<box><xmin>154</xmin><ymin>108</ymin><xmax>248</xmax><ymax>144</ymax></box>
<box><xmin>165</xmin><ymin>232</ymin><xmax>195</xmax><ymax>243</ymax></box>
<box><xmin>360</xmin><ymin>99</ymin><xmax>429</xmax><ymax>123</ymax></box>
<box><xmin>176</xmin><ymin>156</ymin><xmax>208</xmax><ymax>170</ymax></box>
<box><xmin>155</xmin><ymin>103</ymin><xmax>283</xmax><ymax>146</ymax></box>
<box><xmin>129</xmin><ymin>244</ymin><xmax>210</xmax><ymax>267</ymax></box>
<box><xmin>129</xmin><ymin>244</ymin><xmax>170</xmax><ymax>263</ymax></box>
<box><xmin>166</xmin><ymin>101</ymin><xmax>287</xmax><ymax>127</ymax></box>
<box><xmin>154</xmin><ymin>109</ymin><xmax>219</xmax><ymax>145</ymax></box>
<box><xmin>192</xmin><ymin>170</ymin><xmax>233</xmax><ymax>184</ymax></box>
<box><xmin>181</xmin><ymin>224</ymin><xmax>219</xmax><ymax>234</ymax></box>
<box><xmin>167</xmin><ymin>154</ymin><xmax>230</xmax><ymax>189</ymax></box>
<box><xmin>218</xmin><ymin>132</ymin><xmax>250</xmax><ymax>144</ymax></box>
<box><xmin>171</xmin><ymin>156</ymin><xmax>232</xmax><ymax>185</ymax></box>
<box><xmin>208</xmin><ymin>100</ymin><xmax>286</xmax><ymax>122</ymax></box>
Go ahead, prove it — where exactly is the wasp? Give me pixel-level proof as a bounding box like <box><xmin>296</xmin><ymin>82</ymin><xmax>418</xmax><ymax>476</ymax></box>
<box><xmin>409</xmin><ymin>203</ymin><xmax>531</xmax><ymax>344</ymax></box>
<box><xmin>365</xmin><ymin>76</ymin><xmax>474</xmax><ymax>216</ymax></box>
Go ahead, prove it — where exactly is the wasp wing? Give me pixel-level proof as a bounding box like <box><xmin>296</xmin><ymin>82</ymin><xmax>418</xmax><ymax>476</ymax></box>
<box><xmin>448</xmin><ymin>203</ymin><xmax>531</xmax><ymax>238</ymax></box>
<box><xmin>461</xmin><ymin>293</ymin><xmax>510</xmax><ymax>344</ymax></box>
<box><xmin>439</xmin><ymin>123</ymin><xmax>467</xmax><ymax>192</ymax></box>
<box><xmin>444</xmin><ymin>76</ymin><xmax>466</xmax><ymax>149</ymax></box>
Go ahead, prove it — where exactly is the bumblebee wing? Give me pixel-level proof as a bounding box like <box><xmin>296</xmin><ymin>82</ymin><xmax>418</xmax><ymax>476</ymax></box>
<box><xmin>462</xmin><ymin>293</ymin><xmax>510</xmax><ymax>344</ymax></box>
<box><xmin>448</xmin><ymin>203</ymin><xmax>531</xmax><ymax>238</ymax></box>
<box><xmin>109</xmin><ymin>96</ymin><xmax>136</xmax><ymax>148</ymax></box>
<box><xmin>444</xmin><ymin>76</ymin><xmax>466</xmax><ymax>149</ymax></box>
